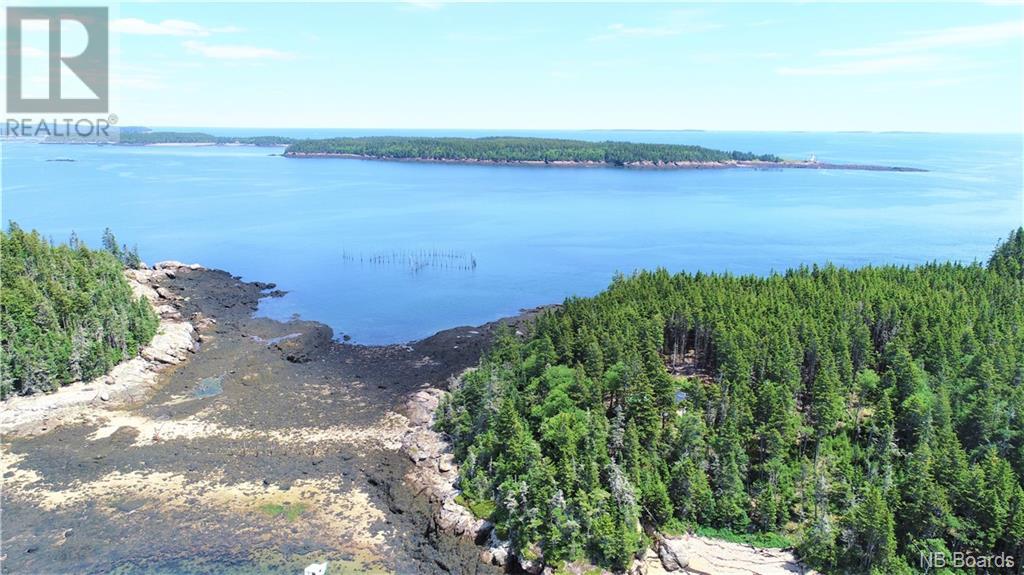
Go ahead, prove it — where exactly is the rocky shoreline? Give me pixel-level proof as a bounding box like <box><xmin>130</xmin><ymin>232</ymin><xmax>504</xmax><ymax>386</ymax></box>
<box><xmin>399</xmin><ymin>386</ymin><xmax>504</xmax><ymax>565</ymax></box>
<box><xmin>0</xmin><ymin>265</ymin><xmax>536</xmax><ymax>574</ymax></box>
<box><xmin>0</xmin><ymin>261</ymin><xmax>209</xmax><ymax>436</ymax></box>
<box><xmin>282</xmin><ymin>152</ymin><xmax>927</xmax><ymax>172</ymax></box>
<box><xmin>397</xmin><ymin>378</ymin><xmax>816</xmax><ymax>575</ymax></box>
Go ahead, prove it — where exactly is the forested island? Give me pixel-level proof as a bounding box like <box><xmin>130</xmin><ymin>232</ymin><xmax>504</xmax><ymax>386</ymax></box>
<box><xmin>0</xmin><ymin>225</ymin><xmax>158</xmax><ymax>398</ymax></box>
<box><xmin>283</xmin><ymin>136</ymin><xmax>781</xmax><ymax>165</ymax></box>
<box><xmin>283</xmin><ymin>136</ymin><xmax>926</xmax><ymax>171</ymax></box>
<box><xmin>437</xmin><ymin>229</ymin><xmax>1024</xmax><ymax>573</ymax></box>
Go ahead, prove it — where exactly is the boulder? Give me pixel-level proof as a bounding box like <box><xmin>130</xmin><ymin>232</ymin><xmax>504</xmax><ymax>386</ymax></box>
<box><xmin>155</xmin><ymin>304</ymin><xmax>181</xmax><ymax>319</ymax></box>
<box><xmin>141</xmin><ymin>322</ymin><xmax>196</xmax><ymax>366</ymax></box>
<box><xmin>125</xmin><ymin>277</ymin><xmax>161</xmax><ymax>304</ymax></box>
<box><xmin>153</xmin><ymin>260</ymin><xmax>186</xmax><ymax>270</ymax></box>
<box><xmin>491</xmin><ymin>546</ymin><xmax>508</xmax><ymax>567</ymax></box>
<box><xmin>630</xmin><ymin>547</ymin><xmax>668</xmax><ymax>575</ymax></box>
<box><xmin>438</xmin><ymin>454</ymin><xmax>454</xmax><ymax>473</ymax></box>
<box><xmin>437</xmin><ymin>499</ymin><xmax>481</xmax><ymax>536</ymax></box>
<box><xmin>406</xmin><ymin>446</ymin><xmax>429</xmax><ymax>463</ymax></box>
<box><xmin>124</xmin><ymin>269</ymin><xmax>153</xmax><ymax>283</ymax></box>
<box><xmin>156</xmin><ymin>286</ymin><xmax>179</xmax><ymax>300</ymax></box>
<box><xmin>485</xmin><ymin>530</ymin><xmax>511</xmax><ymax>567</ymax></box>
<box><xmin>657</xmin><ymin>537</ymin><xmax>688</xmax><ymax>571</ymax></box>
<box><xmin>142</xmin><ymin>347</ymin><xmax>180</xmax><ymax>365</ymax></box>
<box><xmin>407</xmin><ymin>388</ymin><xmax>445</xmax><ymax>427</ymax></box>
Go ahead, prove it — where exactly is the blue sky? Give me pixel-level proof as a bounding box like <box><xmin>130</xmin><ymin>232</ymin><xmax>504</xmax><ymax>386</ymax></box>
<box><xmin>15</xmin><ymin>2</ymin><xmax>1024</xmax><ymax>132</ymax></box>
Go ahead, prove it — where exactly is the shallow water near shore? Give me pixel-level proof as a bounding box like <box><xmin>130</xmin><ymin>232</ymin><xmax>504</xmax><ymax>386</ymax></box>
<box><xmin>3</xmin><ymin>130</ymin><xmax>1021</xmax><ymax>344</ymax></box>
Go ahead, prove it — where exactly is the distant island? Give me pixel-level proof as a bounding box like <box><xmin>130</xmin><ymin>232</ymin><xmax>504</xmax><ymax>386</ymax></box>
<box><xmin>283</xmin><ymin>136</ymin><xmax>926</xmax><ymax>171</ymax></box>
<box><xmin>79</xmin><ymin>131</ymin><xmax>926</xmax><ymax>172</ymax></box>
<box><xmin>283</xmin><ymin>136</ymin><xmax>782</xmax><ymax>165</ymax></box>
<box><xmin>116</xmin><ymin>131</ymin><xmax>296</xmax><ymax>147</ymax></box>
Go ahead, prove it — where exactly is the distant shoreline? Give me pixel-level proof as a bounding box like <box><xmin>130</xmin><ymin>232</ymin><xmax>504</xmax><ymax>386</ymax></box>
<box><xmin>281</xmin><ymin>152</ymin><xmax>928</xmax><ymax>172</ymax></box>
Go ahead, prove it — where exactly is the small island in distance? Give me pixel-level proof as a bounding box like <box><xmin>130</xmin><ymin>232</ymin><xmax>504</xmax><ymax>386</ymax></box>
<box><xmin>109</xmin><ymin>131</ymin><xmax>927</xmax><ymax>172</ymax></box>
<box><xmin>115</xmin><ymin>130</ymin><xmax>295</xmax><ymax>147</ymax></box>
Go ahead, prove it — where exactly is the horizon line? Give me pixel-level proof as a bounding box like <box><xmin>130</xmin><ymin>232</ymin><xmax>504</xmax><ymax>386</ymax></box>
<box><xmin>141</xmin><ymin>125</ymin><xmax>1024</xmax><ymax>136</ymax></box>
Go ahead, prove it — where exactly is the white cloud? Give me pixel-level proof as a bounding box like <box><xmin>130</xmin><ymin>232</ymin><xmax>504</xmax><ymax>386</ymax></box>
<box><xmin>593</xmin><ymin>23</ymin><xmax>681</xmax><ymax>40</ymax></box>
<box><xmin>112</xmin><ymin>64</ymin><xmax>169</xmax><ymax>91</ymax></box>
<box><xmin>182</xmin><ymin>40</ymin><xmax>294</xmax><ymax>61</ymax></box>
<box><xmin>111</xmin><ymin>18</ymin><xmax>240</xmax><ymax>37</ymax></box>
<box><xmin>777</xmin><ymin>56</ymin><xmax>941</xmax><ymax>76</ymax></box>
<box><xmin>689</xmin><ymin>50</ymin><xmax>785</xmax><ymax>65</ymax></box>
<box><xmin>400</xmin><ymin>0</ymin><xmax>444</xmax><ymax>11</ymax></box>
<box><xmin>922</xmin><ymin>77</ymin><xmax>969</xmax><ymax>87</ymax></box>
<box><xmin>821</xmin><ymin>20</ymin><xmax>1024</xmax><ymax>57</ymax></box>
<box><xmin>777</xmin><ymin>20</ymin><xmax>1020</xmax><ymax>79</ymax></box>
<box><xmin>591</xmin><ymin>10</ymin><xmax>720</xmax><ymax>41</ymax></box>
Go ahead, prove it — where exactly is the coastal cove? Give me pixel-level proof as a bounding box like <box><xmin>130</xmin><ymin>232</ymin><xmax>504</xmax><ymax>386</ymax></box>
<box><xmin>0</xmin><ymin>265</ymin><xmax>514</xmax><ymax>574</ymax></box>
<box><xmin>5</xmin><ymin>130</ymin><xmax>1021</xmax><ymax>344</ymax></box>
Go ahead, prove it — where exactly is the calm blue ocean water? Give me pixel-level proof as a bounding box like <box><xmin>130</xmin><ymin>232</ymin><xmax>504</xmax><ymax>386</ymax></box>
<box><xmin>2</xmin><ymin>130</ymin><xmax>1021</xmax><ymax>344</ymax></box>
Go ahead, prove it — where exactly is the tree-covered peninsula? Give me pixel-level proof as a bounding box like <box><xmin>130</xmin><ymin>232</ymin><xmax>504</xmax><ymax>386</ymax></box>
<box><xmin>436</xmin><ymin>229</ymin><xmax>1024</xmax><ymax>573</ymax></box>
<box><xmin>0</xmin><ymin>224</ymin><xmax>158</xmax><ymax>398</ymax></box>
<box><xmin>284</xmin><ymin>136</ymin><xmax>782</xmax><ymax>165</ymax></box>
